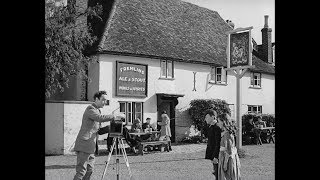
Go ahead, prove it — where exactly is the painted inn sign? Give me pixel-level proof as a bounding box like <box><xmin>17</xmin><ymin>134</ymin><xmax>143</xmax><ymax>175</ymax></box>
<box><xmin>227</xmin><ymin>27</ymin><xmax>253</xmax><ymax>69</ymax></box>
<box><xmin>116</xmin><ymin>61</ymin><xmax>148</xmax><ymax>97</ymax></box>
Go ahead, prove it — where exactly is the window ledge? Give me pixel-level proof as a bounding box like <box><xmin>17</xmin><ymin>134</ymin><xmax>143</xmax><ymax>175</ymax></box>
<box><xmin>209</xmin><ymin>81</ymin><xmax>227</xmax><ymax>86</ymax></box>
<box><xmin>249</xmin><ymin>86</ymin><xmax>261</xmax><ymax>89</ymax></box>
<box><xmin>159</xmin><ymin>77</ymin><xmax>175</xmax><ymax>80</ymax></box>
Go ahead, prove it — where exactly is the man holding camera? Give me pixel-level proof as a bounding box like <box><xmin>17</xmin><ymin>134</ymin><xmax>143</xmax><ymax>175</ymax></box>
<box><xmin>73</xmin><ymin>91</ymin><xmax>125</xmax><ymax>180</ymax></box>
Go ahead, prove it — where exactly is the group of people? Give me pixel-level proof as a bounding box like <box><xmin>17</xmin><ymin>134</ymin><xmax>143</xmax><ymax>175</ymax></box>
<box><xmin>245</xmin><ymin>115</ymin><xmax>267</xmax><ymax>145</ymax></box>
<box><xmin>71</xmin><ymin>90</ymin><xmax>240</xmax><ymax>180</ymax></box>
<box><xmin>204</xmin><ymin>109</ymin><xmax>241</xmax><ymax>180</ymax></box>
<box><xmin>72</xmin><ymin>90</ymin><xmax>172</xmax><ymax>180</ymax></box>
<box><xmin>128</xmin><ymin>111</ymin><xmax>172</xmax><ymax>152</ymax></box>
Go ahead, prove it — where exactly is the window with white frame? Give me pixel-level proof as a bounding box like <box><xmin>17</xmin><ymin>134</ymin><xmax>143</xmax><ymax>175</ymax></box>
<box><xmin>247</xmin><ymin>105</ymin><xmax>262</xmax><ymax>114</ymax></box>
<box><xmin>160</xmin><ymin>60</ymin><xmax>174</xmax><ymax>78</ymax></box>
<box><xmin>250</xmin><ymin>72</ymin><xmax>261</xmax><ymax>87</ymax></box>
<box><xmin>119</xmin><ymin>102</ymin><xmax>143</xmax><ymax>124</ymax></box>
<box><xmin>210</xmin><ymin>66</ymin><xmax>227</xmax><ymax>84</ymax></box>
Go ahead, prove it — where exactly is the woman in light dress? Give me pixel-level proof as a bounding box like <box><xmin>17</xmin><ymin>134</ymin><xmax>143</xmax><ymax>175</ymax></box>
<box><xmin>217</xmin><ymin>114</ymin><xmax>241</xmax><ymax>180</ymax></box>
<box><xmin>157</xmin><ymin>111</ymin><xmax>172</xmax><ymax>151</ymax></box>
<box><xmin>157</xmin><ymin>111</ymin><xmax>171</xmax><ymax>141</ymax></box>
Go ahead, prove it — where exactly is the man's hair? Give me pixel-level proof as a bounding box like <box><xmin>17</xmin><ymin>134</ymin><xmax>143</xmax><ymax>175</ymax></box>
<box><xmin>161</xmin><ymin>111</ymin><xmax>167</xmax><ymax>114</ymax></box>
<box><xmin>205</xmin><ymin>109</ymin><xmax>217</xmax><ymax>117</ymax></box>
<box><xmin>146</xmin><ymin>118</ymin><xmax>151</xmax><ymax>121</ymax></box>
<box><xmin>93</xmin><ymin>90</ymin><xmax>107</xmax><ymax>100</ymax></box>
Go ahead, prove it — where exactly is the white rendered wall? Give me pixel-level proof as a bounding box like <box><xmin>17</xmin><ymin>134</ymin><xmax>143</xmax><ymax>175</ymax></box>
<box><xmin>45</xmin><ymin>101</ymin><xmax>92</xmax><ymax>155</ymax></box>
<box><xmin>45</xmin><ymin>102</ymin><xmax>64</xmax><ymax>155</ymax></box>
<box><xmin>88</xmin><ymin>54</ymin><xmax>275</xmax><ymax>141</ymax></box>
<box><xmin>241</xmin><ymin>73</ymin><xmax>275</xmax><ymax>115</ymax></box>
<box><xmin>63</xmin><ymin>102</ymin><xmax>91</xmax><ymax>155</ymax></box>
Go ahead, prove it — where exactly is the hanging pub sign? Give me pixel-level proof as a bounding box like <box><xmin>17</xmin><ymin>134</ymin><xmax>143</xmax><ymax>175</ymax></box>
<box><xmin>116</xmin><ymin>61</ymin><xmax>148</xmax><ymax>97</ymax></box>
<box><xmin>227</xmin><ymin>27</ymin><xmax>253</xmax><ymax>69</ymax></box>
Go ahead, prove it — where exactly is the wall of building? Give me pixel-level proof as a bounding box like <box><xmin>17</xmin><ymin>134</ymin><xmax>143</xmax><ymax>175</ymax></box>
<box><xmin>45</xmin><ymin>101</ymin><xmax>92</xmax><ymax>155</ymax></box>
<box><xmin>241</xmin><ymin>73</ymin><xmax>275</xmax><ymax>114</ymax></box>
<box><xmin>45</xmin><ymin>102</ymin><xmax>64</xmax><ymax>155</ymax></box>
<box><xmin>63</xmin><ymin>102</ymin><xmax>92</xmax><ymax>154</ymax></box>
<box><xmin>88</xmin><ymin>54</ymin><xmax>275</xmax><ymax>142</ymax></box>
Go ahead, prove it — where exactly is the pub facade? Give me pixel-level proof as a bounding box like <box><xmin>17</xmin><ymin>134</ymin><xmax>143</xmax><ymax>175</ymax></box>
<box><xmin>45</xmin><ymin>0</ymin><xmax>275</xmax><ymax>154</ymax></box>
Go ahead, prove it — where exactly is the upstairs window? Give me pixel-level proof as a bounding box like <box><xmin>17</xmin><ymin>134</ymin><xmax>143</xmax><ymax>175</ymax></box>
<box><xmin>210</xmin><ymin>66</ymin><xmax>227</xmax><ymax>84</ymax></box>
<box><xmin>250</xmin><ymin>72</ymin><xmax>261</xmax><ymax>88</ymax></box>
<box><xmin>160</xmin><ymin>60</ymin><xmax>174</xmax><ymax>78</ymax></box>
<box><xmin>119</xmin><ymin>102</ymin><xmax>143</xmax><ymax>124</ymax></box>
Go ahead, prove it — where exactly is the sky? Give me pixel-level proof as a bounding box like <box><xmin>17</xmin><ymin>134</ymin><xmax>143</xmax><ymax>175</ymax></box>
<box><xmin>182</xmin><ymin>0</ymin><xmax>275</xmax><ymax>44</ymax></box>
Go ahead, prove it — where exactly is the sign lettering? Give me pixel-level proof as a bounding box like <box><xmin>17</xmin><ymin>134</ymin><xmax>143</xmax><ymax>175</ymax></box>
<box><xmin>116</xmin><ymin>61</ymin><xmax>148</xmax><ymax>97</ymax></box>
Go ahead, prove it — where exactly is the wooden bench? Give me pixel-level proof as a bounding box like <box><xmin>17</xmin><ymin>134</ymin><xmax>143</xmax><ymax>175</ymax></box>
<box><xmin>138</xmin><ymin>140</ymin><xmax>171</xmax><ymax>155</ymax></box>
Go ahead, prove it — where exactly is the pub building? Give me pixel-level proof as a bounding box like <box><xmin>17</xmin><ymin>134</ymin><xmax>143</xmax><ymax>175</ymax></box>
<box><xmin>45</xmin><ymin>0</ymin><xmax>275</xmax><ymax>155</ymax></box>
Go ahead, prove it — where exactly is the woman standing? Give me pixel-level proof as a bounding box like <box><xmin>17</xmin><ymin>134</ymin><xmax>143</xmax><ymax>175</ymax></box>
<box><xmin>217</xmin><ymin>114</ymin><xmax>241</xmax><ymax>180</ymax></box>
<box><xmin>158</xmin><ymin>111</ymin><xmax>171</xmax><ymax>140</ymax></box>
<box><xmin>157</xmin><ymin>111</ymin><xmax>172</xmax><ymax>150</ymax></box>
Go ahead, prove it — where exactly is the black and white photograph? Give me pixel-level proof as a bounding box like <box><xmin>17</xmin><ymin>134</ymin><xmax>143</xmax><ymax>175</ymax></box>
<box><xmin>45</xmin><ymin>0</ymin><xmax>275</xmax><ymax>179</ymax></box>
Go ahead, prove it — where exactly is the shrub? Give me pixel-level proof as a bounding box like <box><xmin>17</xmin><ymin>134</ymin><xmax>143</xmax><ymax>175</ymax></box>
<box><xmin>188</xmin><ymin>99</ymin><xmax>231</xmax><ymax>139</ymax></box>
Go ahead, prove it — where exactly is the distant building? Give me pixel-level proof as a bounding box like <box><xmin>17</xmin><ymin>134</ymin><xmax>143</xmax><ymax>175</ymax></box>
<box><xmin>46</xmin><ymin>0</ymin><xmax>275</xmax><ymax>154</ymax></box>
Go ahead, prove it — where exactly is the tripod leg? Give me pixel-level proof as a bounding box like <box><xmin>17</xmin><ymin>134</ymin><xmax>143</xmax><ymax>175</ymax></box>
<box><xmin>120</xmin><ymin>138</ymin><xmax>133</xmax><ymax>178</ymax></box>
<box><xmin>115</xmin><ymin>138</ymin><xmax>120</xmax><ymax>180</ymax></box>
<box><xmin>100</xmin><ymin>137</ymin><xmax>116</xmax><ymax>180</ymax></box>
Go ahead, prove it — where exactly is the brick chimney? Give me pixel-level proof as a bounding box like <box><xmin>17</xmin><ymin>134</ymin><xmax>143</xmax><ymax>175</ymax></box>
<box><xmin>261</xmin><ymin>15</ymin><xmax>273</xmax><ymax>64</ymax></box>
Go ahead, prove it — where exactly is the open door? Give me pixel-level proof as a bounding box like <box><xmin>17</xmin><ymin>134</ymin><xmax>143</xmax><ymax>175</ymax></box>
<box><xmin>156</xmin><ymin>93</ymin><xmax>184</xmax><ymax>143</ymax></box>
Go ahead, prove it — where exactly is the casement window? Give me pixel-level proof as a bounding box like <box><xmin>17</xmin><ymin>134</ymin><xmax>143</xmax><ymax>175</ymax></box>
<box><xmin>119</xmin><ymin>102</ymin><xmax>143</xmax><ymax>124</ymax></box>
<box><xmin>248</xmin><ymin>105</ymin><xmax>262</xmax><ymax>114</ymax></box>
<box><xmin>210</xmin><ymin>66</ymin><xmax>227</xmax><ymax>84</ymax></box>
<box><xmin>160</xmin><ymin>60</ymin><xmax>174</xmax><ymax>78</ymax></box>
<box><xmin>250</xmin><ymin>72</ymin><xmax>261</xmax><ymax>87</ymax></box>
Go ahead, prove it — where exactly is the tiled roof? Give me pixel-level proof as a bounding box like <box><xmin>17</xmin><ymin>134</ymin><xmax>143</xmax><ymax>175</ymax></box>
<box><xmin>95</xmin><ymin>0</ymin><xmax>274</xmax><ymax>74</ymax></box>
<box><xmin>252</xmin><ymin>52</ymin><xmax>275</xmax><ymax>74</ymax></box>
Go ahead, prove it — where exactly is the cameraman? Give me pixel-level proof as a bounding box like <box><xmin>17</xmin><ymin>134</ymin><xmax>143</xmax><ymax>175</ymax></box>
<box><xmin>73</xmin><ymin>91</ymin><xmax>125</xmax><ymax>180</ymax></box>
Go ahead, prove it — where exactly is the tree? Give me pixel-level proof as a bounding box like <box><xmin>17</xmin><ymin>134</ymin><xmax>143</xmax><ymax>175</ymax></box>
<box><xmin>45</xmin><ymin>0</ymin><xmax>102</xmax><ymax>99</ymax></box>
<box><xmin>188</xmin><ymin>99</ymin><xmax>231</xmax><ymax>138</ymax></box>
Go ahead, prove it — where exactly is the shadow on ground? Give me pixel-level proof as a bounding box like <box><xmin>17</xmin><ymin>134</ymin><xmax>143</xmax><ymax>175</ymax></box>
<box><xmin>46</xmin><ymin>165</ymin><xmax>76</xmax><ymax>170</ymax></box>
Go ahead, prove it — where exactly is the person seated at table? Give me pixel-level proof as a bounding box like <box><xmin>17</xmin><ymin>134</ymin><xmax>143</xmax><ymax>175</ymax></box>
<box><xmin>130</xmin><ymin>118</ymin><xmax>143</xmax><ymax>133</ymax></box>
<box><xmin>131</xmin><ymin>118</ymin><xmax>151</xmax><ymax>142</ymax></box>
<box><xmin>244</xmin><ymin>116</ymin><xmax>255</xmax><ymax>144</ymax></box>
<box><xmin>252</xmin><ymin>116</ymin><xmax>265</xmax><ymax>145</ymax></box>
<box><xmin>142</xmin><ymin>117</ymin><xmax>155</xmax><ymax>131</ymax></box>
<box><xmin>255</xmin><ymin>116</ymin><xmax>266</xmax><ymax>128</ymax></box>
<box><xmin>122</xmin><ymin>125</ymin><xmax>142</xmax><ymax>154</ymax></box>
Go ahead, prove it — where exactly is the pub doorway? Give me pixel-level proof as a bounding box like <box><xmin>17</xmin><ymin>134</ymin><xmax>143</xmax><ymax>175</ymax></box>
<box><xmin>158</xmin><ymin>101</ymin><xmax>175</xmax><ymax>142</ymax></box>
<box><xmin>156</xmin><ymin>93</ymin><xmax>184</xmax><ymax>143</ymax></box>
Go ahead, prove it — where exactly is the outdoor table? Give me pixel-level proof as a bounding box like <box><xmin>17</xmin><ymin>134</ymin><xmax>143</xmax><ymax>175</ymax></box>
<box><xmin>257</xmin><ymin>127</ymin><xmax>275</xmax><ymax>143</ymax></box>
<box><xmin>129</xmin><ymin>131</ymin><xmax>161</xmax><ymax>141</ymax></box>
<box><xmin>129</xmin><ymin>131</ymin><xmax>170</xmax><ymax>155</ymax></box>
<box><xmin>129</xmin><ymin>131</ymin><xmax>160</xmax><ymax>136</ymax></box>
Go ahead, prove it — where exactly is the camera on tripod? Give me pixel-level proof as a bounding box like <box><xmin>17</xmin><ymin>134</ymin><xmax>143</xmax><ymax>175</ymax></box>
<box><xmin>109</xmin><ymin>118</ymin><xmax>125</xmax><ymax>137</ymax></box>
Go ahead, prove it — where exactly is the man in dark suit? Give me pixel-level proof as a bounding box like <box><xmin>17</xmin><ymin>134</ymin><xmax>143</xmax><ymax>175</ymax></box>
<box><xmin>142</xmin><ymin>117</ymin><xmax>153</xmax><ymax>130</ymax></box>
<box><xmin>204</xmin><ymin>109</ymin><xmax>222</xmax><ymax>180</ymax></box>
<box><xmin>73</xmin><ymin>91</ymin><xmax>125</xmax><ymax>180</ymax></box>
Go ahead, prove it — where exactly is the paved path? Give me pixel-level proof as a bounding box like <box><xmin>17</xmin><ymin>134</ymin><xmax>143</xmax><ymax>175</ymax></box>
<box><xmin>45</xmin><ymin>143</ymin><xmax>275</xmax><ymax>180</ymax></box>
